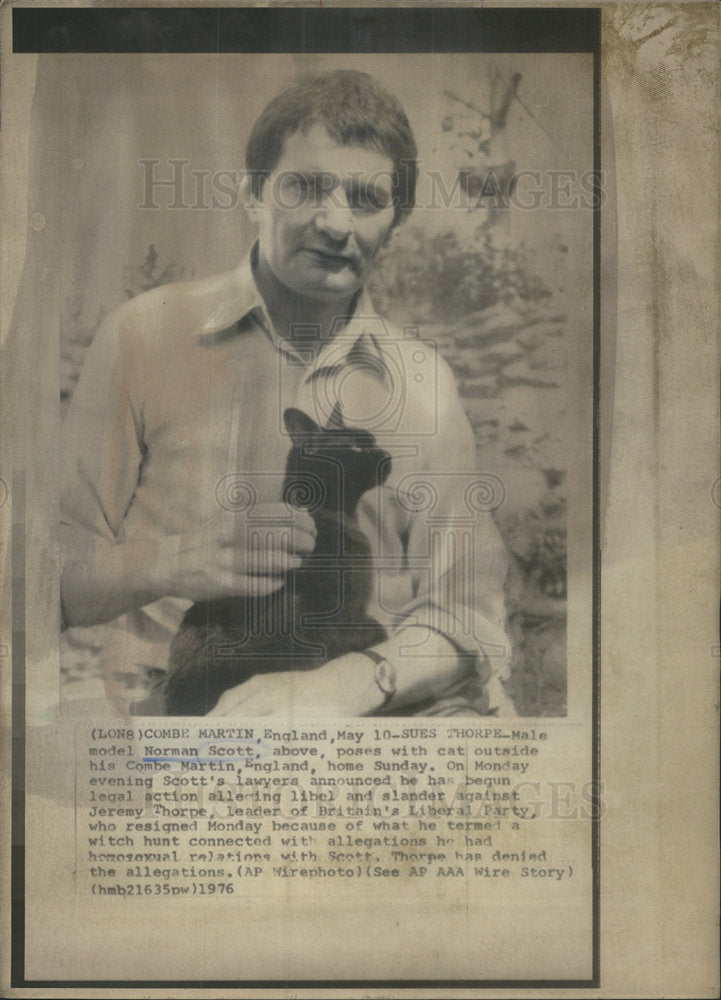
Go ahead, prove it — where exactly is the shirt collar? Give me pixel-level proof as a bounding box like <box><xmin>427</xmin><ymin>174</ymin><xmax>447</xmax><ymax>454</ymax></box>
<box><xmin>194</xmin><ymin>243</ymin><xmax>267</xmax><ymax>337</ymax></box>
<box><xmin>305</xmin><ymin>295</ymin><xmax>391</xmax><ymax>381</ymax></box>
<box><xmin>194</xmin><ymin>242</ymin><xmax>392</xmax><ymax>379</ymax></box>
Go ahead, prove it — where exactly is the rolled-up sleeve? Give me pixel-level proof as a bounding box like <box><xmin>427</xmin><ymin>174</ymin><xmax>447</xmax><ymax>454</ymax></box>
<box><xmin>60</xmin><ymin>303</ymin><xmax>148</xmax><ymax>632</ymax></box>
<box><xmin>61</xmin><ymin>303</ymin><xmax>146</xmax><ymax>544</ymax></box>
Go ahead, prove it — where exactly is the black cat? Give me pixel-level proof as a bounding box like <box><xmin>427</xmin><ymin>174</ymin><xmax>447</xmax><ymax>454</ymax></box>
<box><xmin>140</xmin><ymin>406</ymin><xmax>391</xmax><ymax>716</ymax></box>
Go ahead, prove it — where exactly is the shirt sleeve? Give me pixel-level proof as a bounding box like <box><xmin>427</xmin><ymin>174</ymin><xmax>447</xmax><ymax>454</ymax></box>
<box><xmin>60</xmin><ymin>301</ymin><xmax>147</xmax><ymax>580</ymax></box>
<box><xmin>388</xmin><ymin>348</ymin><xmax>512</xmax><ymax>703</ymax></box>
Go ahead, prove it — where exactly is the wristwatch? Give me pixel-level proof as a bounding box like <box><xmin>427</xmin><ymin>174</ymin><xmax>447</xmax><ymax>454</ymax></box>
<box><xmin>360</xmin><ymin>648</ymin><xmax>397</xmax><ymax>709</ymax></box>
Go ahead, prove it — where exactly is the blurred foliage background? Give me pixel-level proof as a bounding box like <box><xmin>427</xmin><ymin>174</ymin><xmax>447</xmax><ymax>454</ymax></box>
<box><xmin>369</xmin><ymin>231</ymin><xmax>569</xmax><ymax>716</ymax></box>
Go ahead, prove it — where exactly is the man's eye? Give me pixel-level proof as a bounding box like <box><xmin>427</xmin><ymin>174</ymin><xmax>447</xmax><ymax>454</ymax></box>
<box><xmin>347</xmin><ymin>189</ymin><xmax>389</xmax><ymax>212</ymax></box>
<box><xmin>283</xmin><ymin>175</ymin><xmax>311</xmax><ymax>201</ymax></box>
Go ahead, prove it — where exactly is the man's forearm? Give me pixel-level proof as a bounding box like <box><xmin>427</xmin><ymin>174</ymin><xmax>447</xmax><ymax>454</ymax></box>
<box><xmin>324</xmin><ymin>627</ymin><xmax>470</xmax><ymax>715</ymax></box>
<box><xmin>60</xmin><ymin>527</ymin><xmax>165</xmax><ymax>627</ymax></box>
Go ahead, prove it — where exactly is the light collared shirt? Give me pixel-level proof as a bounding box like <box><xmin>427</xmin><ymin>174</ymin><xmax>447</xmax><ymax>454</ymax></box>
<box><xmin>61</xmin><ymin>245</ymin><xmax>511</xmax><ymax>715</ymax></box>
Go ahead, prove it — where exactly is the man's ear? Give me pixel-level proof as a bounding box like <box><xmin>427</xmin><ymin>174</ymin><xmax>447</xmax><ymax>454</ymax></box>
<box><xmin>284</xmin><ymin>407</ymin><xmax>320</xmax><ymax>443</ymax></box>
<box><xmin>239</xmin><ymin>170</ymin><xmax>262</xmax><ymax>226</ymax></box>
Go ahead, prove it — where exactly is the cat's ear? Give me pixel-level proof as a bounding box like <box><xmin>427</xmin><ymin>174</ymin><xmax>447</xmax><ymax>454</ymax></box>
<box><xmin>284</xmin><ymin>408</ymin><xmax>320</xmax><ymax>443</ymax></box>
<box><xmin>377</xmin><ymin>452</ymin><xmax>392</xmax><ymax>487</ymax></box>
<box><xmin>325</xmin><ymin>401</ymin><xmax>345</xmax><ymax>430</ymax></box>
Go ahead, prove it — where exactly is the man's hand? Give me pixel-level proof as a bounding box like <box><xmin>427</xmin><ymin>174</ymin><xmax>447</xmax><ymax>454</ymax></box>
<box><xmin>159</xmin><ymin>503</ymin><xmax>317</xmax><ymax>602</ymax></box>
<box><xmin>60</xmin><ymin>503</ymin><xmax>316</xmax><ymax>627</ymax></box>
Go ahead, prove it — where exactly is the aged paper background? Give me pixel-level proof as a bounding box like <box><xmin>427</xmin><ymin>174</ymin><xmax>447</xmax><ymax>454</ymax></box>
<box><xmin>1</xmin><ymin>2</ymin><xmax>719</xmax><ymax>997</ymax></box>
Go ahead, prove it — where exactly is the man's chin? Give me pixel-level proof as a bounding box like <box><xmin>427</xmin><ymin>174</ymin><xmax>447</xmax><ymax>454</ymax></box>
<box><xmin>292</xmin><ymin>272</ymin><xmax>362</xmax><ymax>303</ymax></box>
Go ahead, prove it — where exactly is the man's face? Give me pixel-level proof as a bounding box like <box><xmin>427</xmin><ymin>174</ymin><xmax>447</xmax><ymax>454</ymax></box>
<box><xmin>251</xmin><ymin>124</ymin><xmax>397</xmax><ymax>302</ymax></box>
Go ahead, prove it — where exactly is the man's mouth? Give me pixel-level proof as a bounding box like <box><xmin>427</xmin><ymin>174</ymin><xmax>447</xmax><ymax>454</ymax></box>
<box><xmin>304</xmin><ymin>247</ymin><xmax>357</xmax><ymax>271</ymax></box>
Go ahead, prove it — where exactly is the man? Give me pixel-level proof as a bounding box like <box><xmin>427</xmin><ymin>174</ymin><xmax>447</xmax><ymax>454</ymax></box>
<box><xmin>60</xmin><ymin>69</ymin><xmax>511</xmax><ymax>716</ymax></box>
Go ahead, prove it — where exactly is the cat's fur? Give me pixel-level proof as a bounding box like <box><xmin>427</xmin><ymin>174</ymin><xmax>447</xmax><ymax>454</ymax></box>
<box><xmin>140</xmin><ymin>406</ymin><xmax>391</xmax><ymax>716</ymax></box>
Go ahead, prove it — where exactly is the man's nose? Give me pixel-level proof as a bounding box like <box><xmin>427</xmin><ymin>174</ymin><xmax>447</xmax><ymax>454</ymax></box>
<box><xmin>314</xmin><ymin>189</ymin><xmax>354</xmax><ymax>241</ymax></box>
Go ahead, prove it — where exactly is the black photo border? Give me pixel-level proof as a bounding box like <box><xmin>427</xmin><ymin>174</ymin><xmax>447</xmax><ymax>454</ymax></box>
<box><xmin>11</xmin><ymin>5</ymin><xmax>601</xmax><ymax>991</ymax></box>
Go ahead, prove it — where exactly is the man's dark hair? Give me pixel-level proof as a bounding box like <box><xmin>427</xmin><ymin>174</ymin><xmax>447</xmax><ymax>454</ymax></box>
<box><xmin>245</xmin><ymin>69</ymin><xmax>417</xmax><ymax>227</ymax></box>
